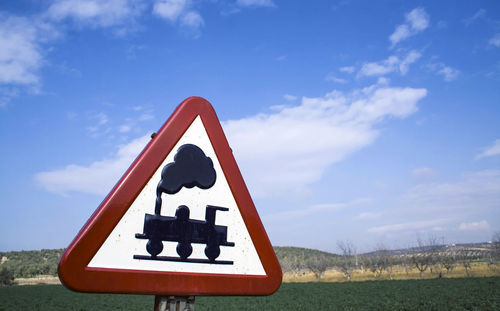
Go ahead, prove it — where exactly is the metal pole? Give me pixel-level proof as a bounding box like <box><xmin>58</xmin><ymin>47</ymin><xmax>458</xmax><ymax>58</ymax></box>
<box><xmin>154</xmin><ymin>295</ymin><xmax>195</xmax><ymax>311</ymax></box>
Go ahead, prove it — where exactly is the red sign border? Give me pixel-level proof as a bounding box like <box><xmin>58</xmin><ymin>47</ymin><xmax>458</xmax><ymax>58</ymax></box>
<box><xmin>58</xmin><ymin>97</ymin><xmax>282</xmax><ymax>296</ymax></box>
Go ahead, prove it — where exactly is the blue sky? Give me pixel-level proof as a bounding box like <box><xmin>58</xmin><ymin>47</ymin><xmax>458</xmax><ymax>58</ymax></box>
<box><xmin>1</xmin><ymin>0</ymin><xmax>499</xmax><ymax>253</ymax></box>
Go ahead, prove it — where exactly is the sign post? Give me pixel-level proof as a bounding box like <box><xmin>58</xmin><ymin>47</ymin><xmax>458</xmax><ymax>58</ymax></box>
<box><xmin>58</xmin><ymin>97</ymin><xmax>282</xmax><ymax>303</ymax></box>
<box><xmin>154</xmin><ymin>296</ymin><xmax>195</xmax><ymax>311</ymax></box>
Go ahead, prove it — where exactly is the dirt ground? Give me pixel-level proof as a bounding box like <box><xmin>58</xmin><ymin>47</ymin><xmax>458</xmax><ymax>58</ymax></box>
<box><xmin>15</xmin><ymin>275</ymin><xmax>61</xmax><ymax>286</ymax></box>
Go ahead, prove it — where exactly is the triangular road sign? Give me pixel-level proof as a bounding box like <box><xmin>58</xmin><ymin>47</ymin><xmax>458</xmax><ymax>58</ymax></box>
<box><xmin>58</xmin><ymin>97</ymin><xmax>282</xmax><ymax>295</ymax></box>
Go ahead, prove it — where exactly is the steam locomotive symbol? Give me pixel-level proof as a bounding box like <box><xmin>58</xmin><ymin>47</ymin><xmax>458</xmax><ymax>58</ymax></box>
<box><xmin>133</xmin><ymin>144</ymin><xmax>235</xmax><ymax>264</ymax></box>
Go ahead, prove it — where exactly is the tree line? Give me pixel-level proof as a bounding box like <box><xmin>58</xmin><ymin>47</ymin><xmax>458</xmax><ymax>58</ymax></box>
<box><xmin>279</xmin><ymin>233</ymin><xmax>500</xmax><ymax>281</ymax></box>
<box><xmin>0</xmin><ymin>249</ymin><xmax>63</xmax><ymax>285</ymax></box>
<box><xmin>1</xmin><ymin>233</ymin><xmax>499</xmax><ymax>285</ymax></box>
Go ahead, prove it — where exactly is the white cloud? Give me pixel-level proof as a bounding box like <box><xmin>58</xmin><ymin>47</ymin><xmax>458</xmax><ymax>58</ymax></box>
<box><xmin>406</xmin><ymin>7</ymin><xmax>430</xmax><ymax>31</ymax></box>
<box><xmin>360</xmin><ymin>56</ymin><xmax>399</xmax><ymax>76</ymax></box>
<box><xmin>356</xmin><ymin>211</ymin><xmax>382</xmax><ymax>220</ymax></box>
<box><xmin>358</xmin><ymin>50</ymin><xmax>421</xmax><ymax>77</ymax></box>
<box><xmin>339</xmin><ymin>66</ymin><xmax>355</xmax><ymax>74</ymax></box>
<box><xmin>390</xmin><ymin>25</ymin><xmax>411</xmax><ymax>47</ymax></box>
<box><xmin>47</xmin><ymin>0</ymin><xmax>145</xmax><ymax>28</ymax></box>
<box><xmin>426</xmin><ymin>62</ymin><xmax>460</xmax><ymax>82</ymax></box>
<box><xmin>0</xmin><ymin>87</ymin><xmax>19</xmax><ymax>107</ymax></box>
<box><xmin>236</xmin><ymin>0</ymin><xmax>275</xmax><ymax>7</ymax></box>
<box><xmin>95</xmin><ymin>112</ymin><xmax>109</xmax><ymax>125</ymax></box>
<box><xmin>283</xmin><ymin>94</ymin><xmax>297</xmax><ymax>101</ymax></box>
<box><xmin>267</xmin><ymin>199</ymin><xmax>370</xmax><ymax>222</ymax></box>
<box><xmin>0</xmin><ymin>15</ymin><xmax>42</xmax><ymax>85</ymax></box>
<box><xmin>437</xmin><ymin>66</ymin><xmax>460</xmax><ymax>81</ymax></box>
<box><xmin>368</xmin><ymin>218</ymin><xmax>451</xmax><ymax>233</ymax></box>
<box><xmin>224</xmin><ymin>83</ymin><xmax>427</xmax><ymax>197</ymax></box>
<box><xmin>459</xmin><ymin>220</ymin><xmax>490</xmax><ymax>231</ymax></box>
<box><xmin>489</xmin><ymin>33</ymin><xmax>500</xmax><ymax>47</ymax></box>
<box><xmin>118</xmin><ymin>124</ymin><xmax>131</xmax><ymax>133</ymax></box>
<box><xmin>464</xmin><ymin>9</ymin><xmax>486</xmax><ymax>26</ymax></box>
<box><xmin>366</xmin><ymin>170</ymin><xmax>500</xmax><ymax>236</ymax></box>
<box><xmin>36</xmin><ymin>83</ymin><xmax>426</xmax><ymax>198</ymax></box>
<box><xmin>85</xmin><ymin>112</ymin><xmax>112</xmax><ymax>137</ymax></box>
<box><xmin>139</xmin><ymin>113</ymin><xmax>154</xmax><ymax>121</ymax></box>
<box><xmin>326</xmin><ymin>74</ymin><xmax>347</xmax><ymax>83</ymax></box>
<box><xmin>432</xmin><ymin>226</ymin><xmax>446</xmax><ymax>231</ymax></box>
<box><xmin>403</xmin><ymin>170</ymin><xmax>500</xmax><ymax>215</ymax></box>
<box><xmin>180</xmin><ymin>11</ymin><xmax>204</xmax><ymax>28</ymax></box>
<box><xmin>476</xmin><ymin>139</ymin><xmax>500</xmax><ymax>159</ymax></box>
<box><xmin>0</xmin><ymin>14</ymin><xmax>60</xmax><ymax>104</ymax></box>
<box><xmin>153</xmin><ymin>0</ymin><xmax>189</xmax><ymax>22</ymax></box>
<box><xmin>35</xmin><ymin>134</ymin><xmax>151</xmax><ymax>195</ymax></box>
<box><xmin>399</xmin><ymin>50</ymin><xmax>422</xmax><ymax>75</ymax></box>
<box><xmin>412</xmin><ymin>166</ymin><xmax>435</xmax><ymax>177</ymax></box>
<box><xmin>153</xmin><ymin>0</ymin><xmax>204</xmax><ymax>31</ymax></box>
<box><xmin>275</xmin><ymin>54</ymin><xmax>287</xmax><ymax>61</ymax></box>
<box><xmin>389</xmin><ymin>7</ymin><xmax>429</xmax><ymax>47</ymax></box>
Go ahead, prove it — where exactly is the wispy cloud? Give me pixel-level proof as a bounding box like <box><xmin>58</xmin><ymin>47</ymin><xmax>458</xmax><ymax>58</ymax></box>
<box><xmin>236</xmin><ymin>0</ymin><xmax>276</xmax><ymax>8</ymax></box>
<box><xmin>153</xmin><ymin>0</ymin><xmax>204</xmax><ymax>31</ymax></box>
<box><xmin>368</xmin><ymin>218</ymin><xmax>451</xmax><ymax>233</ymax></box>
<box><xmin>224</xmin><ymin>82</ymin><xmax>426</xmax><ymax>197</ymax></box>
<box><xmin>36</xmin><ymin>82</ymin><xmax>426</xmax><ymax>197</ymax></box>
<box><xmin>459</xmin><ymin>220</ymin><xmax>490</xmax><ymax>231</ymax></box>
<box><xmin>437</xmin><ymin>66</ymin><xmax>460</xmax><ymax>81</ymax></box>
<box><xmin>86</xmin><ymin>112</ymin><xmax>110</xmax><ymax>137</ymax></box>
<box><xmin>358</xmin><ymin>50</ymin><xmax>421</xmax><ymax>77</ymax></box>
<box><xmin>35</xmin><ymin>134</ymin><xmax>151</xmax><ymax>195</ymax></box>
<box><xmin>139</xmin><ymin>112</ymin><xmax>154</xmax><ymax>121</ymax></box>
<box><xmin>47</xmin><ymin>0</ymin><xmax>146</xmax><ymax>31</ymax></box>
<box><xmin>180</xmin><ymin>10</ymin><xmax>204</xmax><ymax>28</ymax></box>
<box><xmin>0</xmin><ymin>14</ymin><xmax>57</xmax><ymax>86</ymax></box>
<box><xmin>339</xmin><ymin>66</ymin><xmax>355</xmax><ymax>74</ymax></box>
<box><xmin>118</xmin><ymin>124</ymin><xmax>132</xmax><ymax>133</ymax></box>
<box><xmin>325</xmin><ymin>74</ymin><xmax>347</xmax><ymax>84</ymax></box>
<box><xmin>411</xmin><ymin>166</ymin><xmax>436</xmax><ymax>177</ymax></box>
<box><xmin>464</xmin><ymin>9</ymin><xmax>486</xmax><ymax>26</ymax></box>
<box><xmin>85</xmin><ymin>108</ymin><xmax>154</xmax><ymax>138</ymax></box>
<box><xmin>389</xmin><ymin>8</ymin><xmax>429</xmax><ymax>48</ymax></box>
<box><xmin>275</xmin><ymin>54</ymin><xmax>287</xmax><ymax>61</ymax></box>
<box><xmin>153</xmin><ymin>0</ymin><xmax>188</xmax><ymax>21</ymax></box>
<box><xmin>283</xmin><ymin>94</ymin><xmax>297</xmax><ymax>101</ymax></box>
<box><xmin>1</xmin><ymin>1</ymin><xmax>143</xmax><ymax>105</ymax></box>
<box><xmin>403</xmin><ymin>170</ymin><xmax>500</xmax><ymax>215</ymax></box>
<box><xmin>426</xmin><ymin>63</ymin><xmax>460</xmax><ymax>82</ymax></box>
<box><xmin>367</xmin><ymin>169</ymin><xmax>500</xmax><ymax>237</ymax></box>
<box><xmin>489</xmin><ymin>33</ymin><xmax>500</xmax><ymax>47</ymax></box>
<box><xmin>0</xmin><ymin>87</ymin><xmax>19</xmax><ymax>108</ymax></box>
<box><xmin>476</xmin><ymin>139</ymin><xmax>500</xmax><ymax>159</ymax></box>
<box><xmin>356</xmin><ymin>211</ymin><xmax>382</xmax><ymax>220</ymax></box>
<box><xmin>267</xmin><ymin>199</ymin><xmax>371</xmax><ymax>222</ymax></box>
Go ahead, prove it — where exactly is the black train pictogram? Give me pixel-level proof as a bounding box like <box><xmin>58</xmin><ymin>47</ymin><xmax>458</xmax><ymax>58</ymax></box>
<box><xmin>134</xmin><ymin>144</ymin><xmax>235</xmax><ymax>264</ymax></box>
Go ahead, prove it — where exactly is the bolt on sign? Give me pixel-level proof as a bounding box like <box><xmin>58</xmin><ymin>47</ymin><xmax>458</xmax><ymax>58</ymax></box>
<box><xmin>58</xmin><ymin>97</ymin><xmax>282</xmax><ymax>296</ymax></box>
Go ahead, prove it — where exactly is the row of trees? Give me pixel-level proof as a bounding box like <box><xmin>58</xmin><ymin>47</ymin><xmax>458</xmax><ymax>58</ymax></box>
<box><xmin>0</xmin><ymin>249</ymin><xmax>63</xmax><ymax>284</ymax></box>
<box><xmin>280</xmin><ymin>233</ymin><xmax>500</xmax><ymax>281</ymax></box>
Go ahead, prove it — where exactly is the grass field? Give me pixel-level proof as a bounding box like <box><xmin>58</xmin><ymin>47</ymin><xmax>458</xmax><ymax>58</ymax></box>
<box><xmin>283</xmin><ymin>261</ymin><xmax>500</xmax><ymax>283</ymax></box>
<box><xmin>0</xmin><ymin>277</ymin><xmax>499</xmax><ymax>310</ymax></box>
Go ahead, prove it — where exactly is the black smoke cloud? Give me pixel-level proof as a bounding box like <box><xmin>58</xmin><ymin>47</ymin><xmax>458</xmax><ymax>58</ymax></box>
<box><xmin>157</xmin><ymin>144</ymin><xmax>216</xmax><ymax>195</ymax></box>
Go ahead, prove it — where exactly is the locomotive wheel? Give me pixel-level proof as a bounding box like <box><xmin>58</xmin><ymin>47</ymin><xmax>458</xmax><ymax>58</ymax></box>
<box><xmin>176</xmin><ymin>242</ymin><xmax>193</xmax><ymax>260</ymax></box>
<box><xmin>146</xmin><ymin>239</ymin><xmax>163</xmax><ymax>257</ymax></box>
<box><xmin>205</xmin><ymin>244</ymin><xmax>220</xmax><ymax>262</ymax></box>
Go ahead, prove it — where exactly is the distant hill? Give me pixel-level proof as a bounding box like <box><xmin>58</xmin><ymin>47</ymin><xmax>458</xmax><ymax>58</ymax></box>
<box><xmin>0</xmin><ymin>243</ymin><xmax>494</xmax><ymax>280</ymax></box>
<box><xmin>363</xmin><ymin>242</ymin><xmax>494</xmax><ymax>257</ymax></box>
<box><xmin>274</xmin><ymin>246</ymin><xmax>338</xmax><ymax>261</ymax></box>
<box><xmin>0</xmin><ymin>249</ymin><xmax>63</xmax><ymax>278</ymax></box>
<box><xmin>0</xmin><ymin>246</ymin><xmax>335</xmax><ymax>279</ymax></box>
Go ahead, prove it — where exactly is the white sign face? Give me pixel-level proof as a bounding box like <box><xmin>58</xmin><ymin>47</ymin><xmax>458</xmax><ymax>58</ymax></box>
<box><xmin>88</xmin><ymin>116</ymin><xmax>266</xmax><ymax>276</ymax></box>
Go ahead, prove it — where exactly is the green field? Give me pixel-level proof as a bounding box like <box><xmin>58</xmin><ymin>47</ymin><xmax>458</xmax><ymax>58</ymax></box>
<box><xmin>0</xmin><ymin>277</ymin><xmax>499</xmax><ymax>310</ymax></box>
